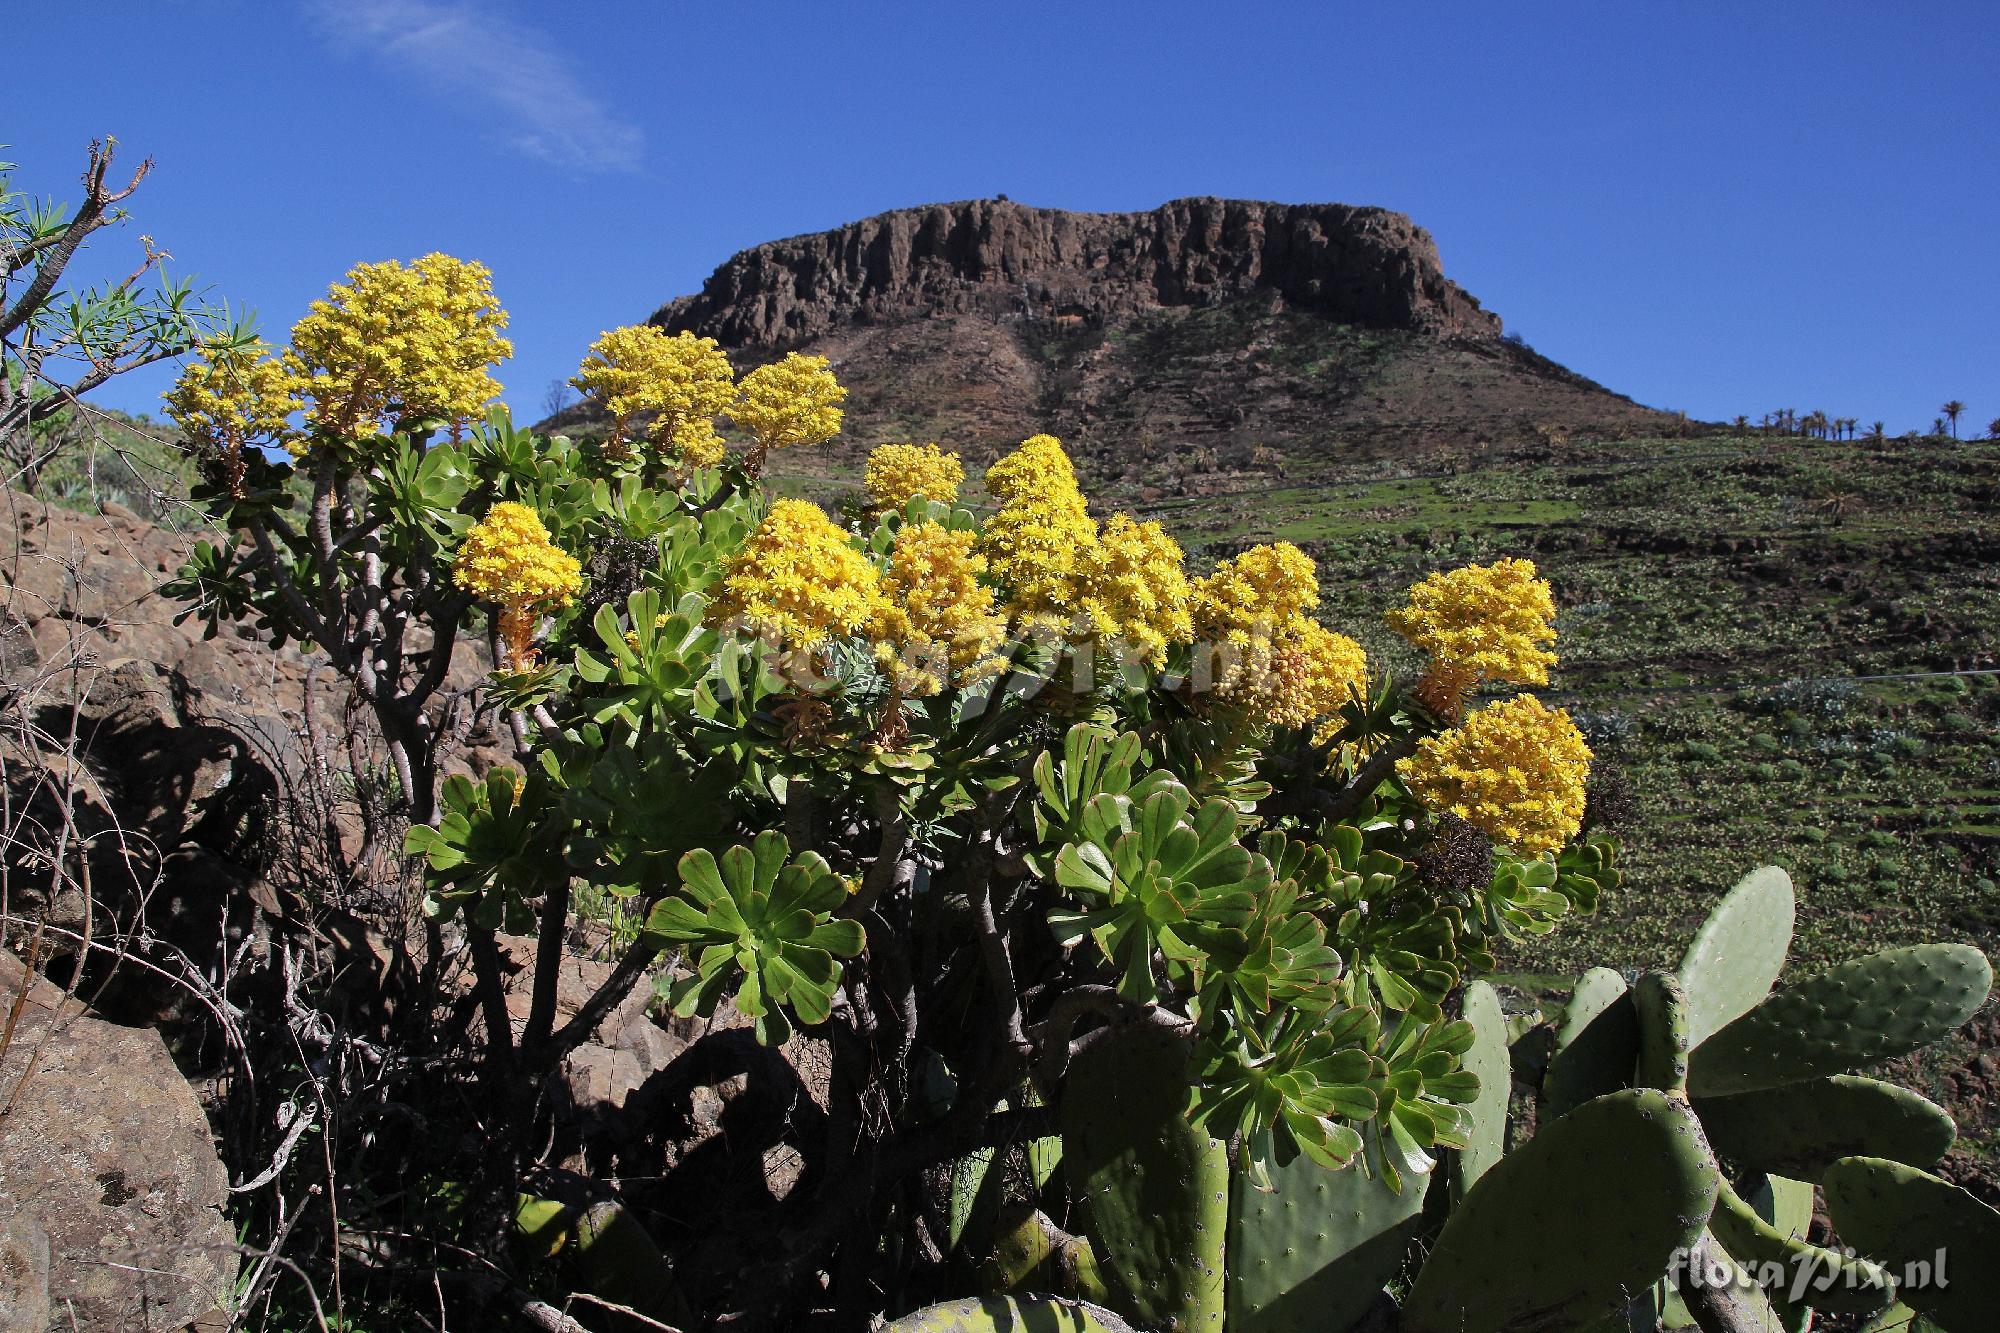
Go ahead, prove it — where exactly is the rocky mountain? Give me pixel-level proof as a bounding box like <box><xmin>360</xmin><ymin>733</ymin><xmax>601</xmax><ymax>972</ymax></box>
<box><xmin>626</xmin><ymin>197</ymin><xmax>1679</xmax><ymax>489</ymax></box>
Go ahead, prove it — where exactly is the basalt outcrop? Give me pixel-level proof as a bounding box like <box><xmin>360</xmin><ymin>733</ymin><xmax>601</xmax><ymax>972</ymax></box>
<box><xmin>608</xmin><ymin>198</ymin><xmax>1674</xmax><ymax>475</ymax></box>
<box><xmin>653</xmin><ymin>197</ymin><xmax>1501</xmax><ymax>346</ymax></box>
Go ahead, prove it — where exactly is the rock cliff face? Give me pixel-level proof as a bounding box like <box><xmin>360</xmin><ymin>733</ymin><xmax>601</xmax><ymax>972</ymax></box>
<box><xmin>590</xmin><ymin>197</ymin><xmax>1673</xmax><ymax>482</ymax></box>
<box><xmin>653</xmin><ymin>197</ymin><xmax>1501</xmax><ymax>347</ymax></box>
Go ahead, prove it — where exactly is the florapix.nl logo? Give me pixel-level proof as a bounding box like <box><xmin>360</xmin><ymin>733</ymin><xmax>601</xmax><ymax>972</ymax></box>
<box><xmin>1669</xmin><ymin>1242</ymin><xmax>1947</xmax><ymax>1305</ymax></box>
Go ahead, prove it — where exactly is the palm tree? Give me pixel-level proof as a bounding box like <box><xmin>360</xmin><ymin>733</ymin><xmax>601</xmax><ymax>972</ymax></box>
<box><xmin>1870</xmin><ymin>421</ymin><xmax>1885</xmax><ymax>440</ymax></box>
<box><xmin>1941</xmin><ymin>401</ymin><xmax>1965</xmax><ymax>438</ymax></box>
<box><xmin>1733</xmin><ymin>414</ymin><xmax>1749</xmax><ymax>436</ymax></box>
<box><xmin>1988</xmin><ymin>417</ymin><xmax>2000</xmax><ymax>440</ymax></box>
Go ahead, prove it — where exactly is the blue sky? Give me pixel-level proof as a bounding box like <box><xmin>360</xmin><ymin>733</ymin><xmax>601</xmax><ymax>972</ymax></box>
<box><xmin>13</xmin><ymin>1</ymin><xmax>1997</xmax><ymax>433</ymax></box>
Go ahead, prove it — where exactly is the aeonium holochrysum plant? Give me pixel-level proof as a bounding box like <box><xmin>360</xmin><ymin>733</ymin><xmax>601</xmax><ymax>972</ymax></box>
<box><xmin>163</xmin><ymin>251</ymin><xmax>1614</xmax><ymax>1184</ymax></box>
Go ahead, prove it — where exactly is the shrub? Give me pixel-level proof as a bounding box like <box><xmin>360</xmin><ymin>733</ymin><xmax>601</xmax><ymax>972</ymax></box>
<box><xmin>162</xmin><ymin>254</ymin><xmax>1624</xmax><ymax>1326</ymax></box>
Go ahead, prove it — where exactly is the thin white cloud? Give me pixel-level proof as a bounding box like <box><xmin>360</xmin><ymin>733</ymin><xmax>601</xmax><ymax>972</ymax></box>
<box><xmin>305</xmin><ymin>0</ymin><xmax>644</xmax><ymax>173</ymax></box>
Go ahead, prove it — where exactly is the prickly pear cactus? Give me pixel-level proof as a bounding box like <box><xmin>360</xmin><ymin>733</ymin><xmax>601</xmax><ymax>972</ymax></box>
<box><xmin>1678</xmin><ymin>865</ymin><xmax>1796</xmax><ymax>1046</ymax></box>
<box><xmin>1633</xmin><ymin>971</ymin><xmax>1692</xmax><ymax>1094</ymax></box>
<box><xmin>1860</xmin><ymin>1306</ymin><xmax>1948</xmax><ymax>1333</ymax></box>
<box><xmin>1225</xmin><ymin>1149</ymin><xmax>1427</xmax><ymax>1333</ymax></box>
<box><xmin>572</xmin><ymin>1198</ymin><xmax>695</xmax><ymax>1328</ymax></box>
<box><xmin>1062</xmin><ymin>1023</ymin><xmax>1226</xmax><ymax>1332</ymax></box>
<box><xmin>1696</xmin><ymin>1074</ymin><xmax>1956</xmax><ymax>1183</ymax></box>
<box><xmin>1453</xmin><ymin>980</ymin><xmax>1511</xmax><ymax>1200</ymax></box>
<box><xmin>1824</xmin><ymin>1154</ymin><xmax>2000</xmax><ymax>1333</ymax></box>
<box><xmin>1401</xmin><ymin>1088</ymin><xmax>1719</xmax><ymax>1333</ymax></box>
<box><xmin>884</xmin><ymin>1295</ymin><xmax>1125</xmax><ymax>1332</ymax></box>
<box><xmin>1542</xmin><ymin>966</ymin><xmax>1639</xmax><ymax>1120</ymax></box>
<box><xmin>1708</xmin><ymin>1176</ymin><xmax>1895</xmax><ymax>1317</ymax></box>
<box><xmin>1688</xmin><ymin>944</ymin><xmax>1993</xmax><ymax>1097</ymax></box>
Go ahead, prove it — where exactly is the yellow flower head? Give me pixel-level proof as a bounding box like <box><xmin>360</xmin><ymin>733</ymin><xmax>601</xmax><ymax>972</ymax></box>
<box><xmin>731</xmin><ymin>353</ymin><xmax>847</xmax><ymax>458</ymax></box>
<box><xmin>712</xmin><ymin>499</ymin><xmax>886</xmax><ymax>649</ymax></box>
<box><xmin>452</xmin><ymin>501</ymin><xmax>584</xmax><ymax>612</ymax></box>
<box><xmin>871</xmin><ymin>521</ymin><xmax>1006</xmax><ymax>696</ymax></box>
<box><xmin>1074</xmin><ymin>513</ymin><xmax>1194</xmax><ymax>667</ymax></box>
<box><xmin>1218</xmin><ymin>619</ymin><xmax>1369</xmax><ymax>729</ymax></box>
<box><xmin>864</xmin><ymin>442</ymin><xmax>964</xmax><ymax>513</ymax></box>
<box><xmin>1386</xmin><ymin>557</ymin><xmax>1558</xmax><ymax>687</ymax></box>
<box><xmin>163</xmin><ymin>339</ymin><xmax>301</xmax><ymax>456</ymax></box>
<box><xmin>571</xmin><ymin>325</ymin><xmax>736</xmax><ymax>466</ymax></box>
<box><xmin>1399</xmin><ymin>694</ymin><xmax>1592</xmax><ymax>854</ymax></box>
<box><xmin>979</xmin><ymin>434</ymin><xmax>1099</xmax><ymax>622</ymax></box>
<box><xmin>285</xmin><ymin>253</ymin><xmax>512</xmax><ymax>441</ymax></box>
<box><xmin>1192</xmin><ymin>542</ymin><xmax>1321</xmax><ymax>646</ymax></box>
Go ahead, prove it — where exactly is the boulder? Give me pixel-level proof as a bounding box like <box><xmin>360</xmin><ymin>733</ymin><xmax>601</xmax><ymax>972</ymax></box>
<box><xmin>0</xmin><ymin>951</ymin><xmax>235</xmax><ymax>1330</ymax></box>
<box><xmin>0</xmin><ymin>1218</ymin><xmax>50</xmax><ymax>1333</ymax></box>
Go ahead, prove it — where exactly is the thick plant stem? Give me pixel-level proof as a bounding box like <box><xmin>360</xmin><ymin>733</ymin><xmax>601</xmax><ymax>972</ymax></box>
<box><xmin>543</xmin><ymin>940</ymin><xmax>664</xmax><ymax>1065</ymax></box>
<box><xmin>785</xmin><ymin>775</ymin><xmax>815</xmax><ymax>850</ymax></box>
<box><xmin>466</xmin><ymin>925</ymin><xmax>516</xmax><ymax>1087</ymax></box>
<box><xmin>854</xmin><ymin>784</ymin><xmax>912</xmax><ymax>910</ymax></box>
<box><xmin>518</xmin><ymin>878</ymin><xmax>573</xmax><ymax>1064</ymax></box>
<box><xmin>1675</xmin><ymin>1235</ymin><xmax>1766</xmax><ymax>1333</ymax></box>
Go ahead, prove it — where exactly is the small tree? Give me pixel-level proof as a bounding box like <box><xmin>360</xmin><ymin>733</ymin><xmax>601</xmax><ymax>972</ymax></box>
<box><xmin>540</xmin><ymin>375</ymin><xmax>574</xmax><ymax>420</ymax></box>
<box><xmin>1941</xmin><ymin>400</ymin><xmax>1965</xmax><ymax>438</ymax></box>
<box><xmin>1988</xmin><ymin>417</ymin><xmax>2000</xmax><ymax>440</ymax></box>
<box><xmin>0</xmin><ymin>139</ymin><xmax>224</xmax><ymax>490</ymax></box>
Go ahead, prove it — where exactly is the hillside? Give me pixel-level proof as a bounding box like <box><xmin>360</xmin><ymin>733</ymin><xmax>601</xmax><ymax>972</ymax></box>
<box><xmin>554</xmin><ymin>197</ymin><xmax>1683</xmax><ymax>482</ymax></box>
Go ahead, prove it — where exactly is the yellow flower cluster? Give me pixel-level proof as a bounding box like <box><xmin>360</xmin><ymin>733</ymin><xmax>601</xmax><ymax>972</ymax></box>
<box><xmin>712</xmin><ymin>500</ymin><xmax>885</xmax><ymax>648</ymax></box>
<box><xmin>979</xmin><ymin>434</ymin><xmax>1099</xmax><ymax>621</ymax></box>
<box><xmin>571</xmin><ymin>325</ymin><xmax>735</xmax><ymax>467</ymax></box>
<box><xmin>871</xmin><ymin>521</ymin><xmax>1006</xmax><ymax>696</ymax></box>
<box><xmin>286</xmin><ymin>254</ymin><xmax>512</xmax><ymax>441</ymax></box>
<box><xmin>1191</xmin><ymin>542</ymin><xmax>1321</xmax><ymax>645</ymax></box>
<box><xmin>863</xmin><ymin>442</ymin><xmax>964</xmax><ymax>513</ymax></box>
<box><xmin>452</xmin><ymin>502</ymin><xmax>584</xmax><ymax>611</ymax></box>
<box><xmin>1386</xmin><ymin>557</ymin><xmax>1558</xmax><ymax>686</ymax></box>
<box><xmin>163</xmin><ymin>340</ymin><xmax>301</xmax><ymax>456</ymax></box>
<box><xmin>1398</xmin><ymin>694</ymin><xmax>1592</xmax><ymax>854</ymax></box>
<box><xmin>1190</xmin><ymin>542</ymin><xmax>1365</xmax><ymax>727</ymax></box>
<box><xmin>1247</xmin><ymin>621</ymin><xmax>1371</xmax><ymax>729</ymax></box>
<box><xmin>731</xmin><ymin>353</ymin><xmax>847</xmax><ymax>464</ymax></box>
<box><xmin>1074</xmin><ymin>513</ymin><xmax>1194</xmax><ymax>667</ymax></box>
<box><xmin>453</xmin><ymin>501</ymin><xmax>584</xmax><ymax>669</ymax></box>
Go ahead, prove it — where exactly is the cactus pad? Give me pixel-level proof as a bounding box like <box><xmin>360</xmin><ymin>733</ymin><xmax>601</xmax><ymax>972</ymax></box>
<box><xmin>1453</xmin><ymin>980</ymin><xmax>1511</xmax><ymax>1200</ymax></box>
<box><xmin>1634</xmin><ymin>971</ymin><xmax>1693</xmax><ymax>1094</ymax></box>
<box><xmin>1225</xmin><ymin>1150</ymin><xmax>1427</xmax><ymax>1333</ymax></box>
<box><xmin>1542</xmin><ymin>967</ymin><xmax>1639</xmax><ymax>1120</ymax></box>
<box><xmin>1062</xmin><ymin>1023</ymin><xmax>1227</xmax><ymax>1332</ymax></box>
<box><xmin>885</xmin><ymin>1296</ymin><xmax>1124</xmax><ymax>1332</ymax></box>
<box><xmin>1824</xmin><ymin>1154</ymin><xmax>2000</xmax><ymax>1333</ymax></box>
<box><xmin>1696</xmin><ymin>1075</ymin><xmax>1956</xmax><ymax>1183</ymax></box>
<box><xmin>1679</xmin><ymin>866</ymin><xmax>1796</xmax><ymax>1047</ymax></box>
<box><xmin>1688</xmin><ymin>945</ymin><xmax>1992</xmax><ymax>1097</ymax></box>
<box><xmin>1401</xmin><ymin>1088</ymin><xmax>1719</xmax><ymax>1333</ymax></box>
<box><xmin>1708</xmin><ymin>1177</ymin><xmax>1895</xmax><ymax>1317</ymax></box>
